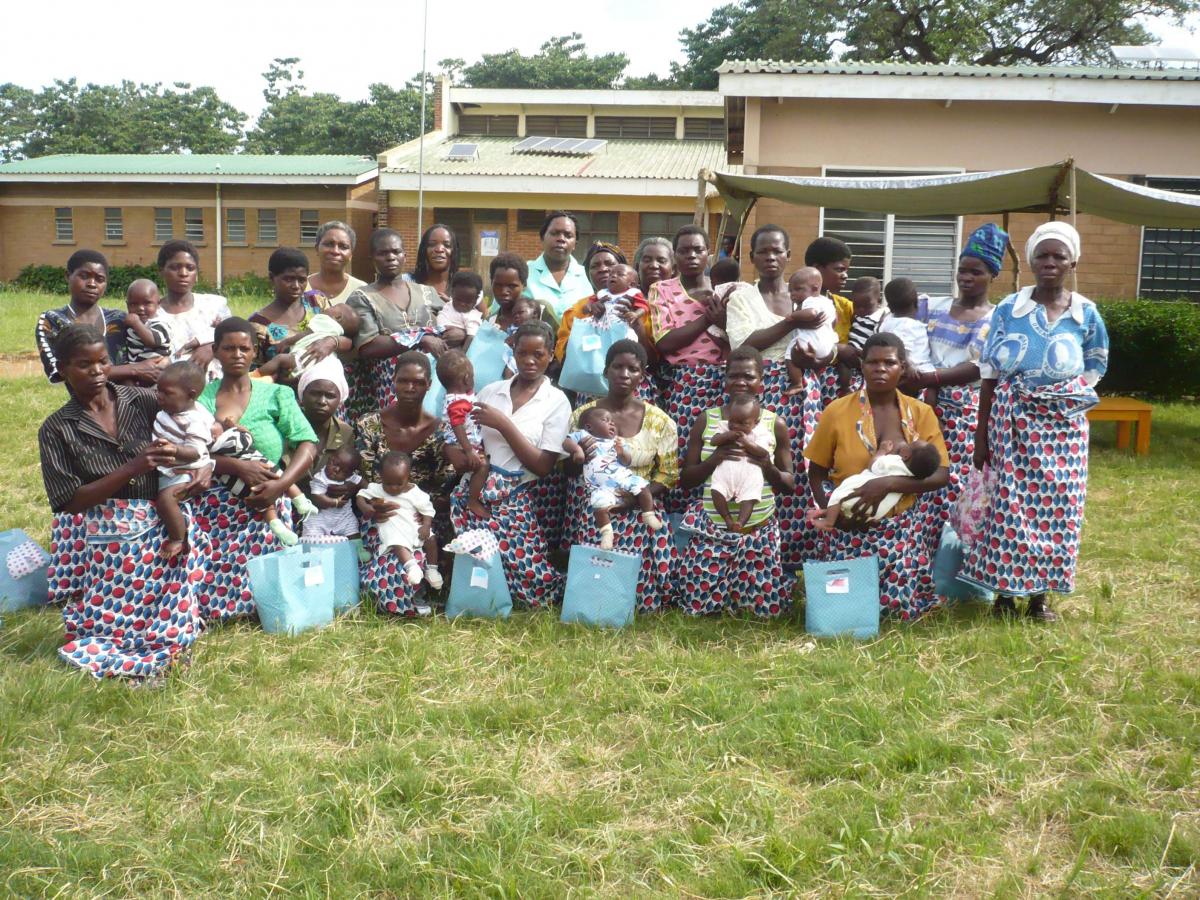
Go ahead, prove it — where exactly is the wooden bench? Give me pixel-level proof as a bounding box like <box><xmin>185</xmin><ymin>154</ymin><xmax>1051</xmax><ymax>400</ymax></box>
<box><xmin>1087</xmin><ymin>396</ymin><xmax>1153</xmax><ymax>455</ymax></box>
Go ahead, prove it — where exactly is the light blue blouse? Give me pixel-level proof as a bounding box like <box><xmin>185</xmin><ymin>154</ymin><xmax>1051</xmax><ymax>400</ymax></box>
<box><xmin>522</xmin><ymin>254</ymin><xmax>594</xmax><ymax>318</ymax></box>
<box><xmin>977</xmin><ymin>288</ymin><xmax>1108</xmax><ymax>388</ymax></box>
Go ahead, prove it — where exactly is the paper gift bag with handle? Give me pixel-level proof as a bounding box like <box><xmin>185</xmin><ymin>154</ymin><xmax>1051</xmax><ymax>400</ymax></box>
<box><xmin>561</xmin><ymin>545</ymin><xmax>640</xmax><ymax>629</ymax></box>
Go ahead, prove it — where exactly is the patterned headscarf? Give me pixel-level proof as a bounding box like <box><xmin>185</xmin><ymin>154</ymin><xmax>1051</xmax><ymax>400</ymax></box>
<box><xmin>960</xmin><ymin>223</ymin><xmax>1009</xmax><ymax>276</ymax></box>
<box><xmin>584</xmin><ymin>241</ymin><xmax>626</xmax><ymax>270</ymax></box>
<box><xmin>1025</xmin><ymin>221</ymin><xmax>1081</xmax><ymax>266</ymax></box>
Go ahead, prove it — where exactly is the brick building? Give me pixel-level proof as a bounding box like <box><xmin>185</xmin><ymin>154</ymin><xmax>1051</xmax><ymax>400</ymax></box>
<box><xmin>718</xmin><ymin>62</ymin><xmax>1200</xmax><ymax>300</ymax></box>
<box><xmin>0</xmin><ymin>155</ymin><xmax>378</xmax><ymax>284</ymax></box>
<box><xmin>377</xmin><ymin>82</ymin><xmax>733</xmax><ymax>275</ymax></box>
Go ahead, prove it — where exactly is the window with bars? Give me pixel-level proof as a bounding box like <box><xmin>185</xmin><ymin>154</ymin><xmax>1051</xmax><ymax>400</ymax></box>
<box><xmin>639</xmin><ymin>212</ymin><xmax>693</xmax><ymax>245</ymax></box>
<box><xmin>822</xmin><ymin>169</ymin><xmax>960</xmax><ymax>295</ymax></box>
<box><xmin>257</xmin><ymin>209</ymin><xmax>277</xmax><ymax>245</ymax></box>
<box><xmin>299</xmin><ymin>210</ymin><xmax>320</xmax><ymax>243</ymax></box>
<box><xmin>524</xmin><ymin>115</ymin><xmax>587</xmax><ymax>137</ymax></box>
<box><xmin>104</xmin><ymin>208</ymin><xmax>123</xmax><ymax>242</ymax></box>
<box><xmin>571</xmin><ymin>212</ymin><xmax>619</xmax><ymax>262</ymax></box>
<box><xmin>184</xmin><ymin>208</ymin><xmax>204</xmax><ymax>242</ymax></box>
<box><xmin>1140</xmin><ymin>177</ymin><xmax>1200</xmax><ymax>300</ymax></box>
<box><xmin>225</xmin><ymin>208</ymin><xmax>246</xmax><ymax>244</ymax></box>
<box><xmin>683</xmin><ymin>118</ymin><xmax>725</xmax><ymax>140</ymax></box>
<box><xmin>54</xmin><ymin>207</ymin><xmax>73</xmax><ymax>242</ymax></box>
<box><xmin>594</xmin><ymin>116</ymin><xmax>676</xmax><ymax>139</ymax></box>
<box><xmin>154</xmin><ymin>208</ymin><xmax>173</xmax><ymax>242</ymax></box>
<box><xmin>458</xmin><ymin>114</ymin><xmax>519</xmax><ymax>136</ymax></box>
<box><xmin>517</xmin><ymin>209</ymin><xmax>546</xmax><ymax>231</ymax></box>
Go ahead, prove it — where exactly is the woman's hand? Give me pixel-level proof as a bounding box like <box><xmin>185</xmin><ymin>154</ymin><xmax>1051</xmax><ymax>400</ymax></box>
<box><xmin>577</xmin><ymin>434</ymin><xmax>600</xmax><ymax>461</ymax></box>
<box><xmin>190</xmin><ymin>343</ymin><xmax>215</xmax><ymax>368</ymax></box>
<box><xmin>584</xmin><ymin>301</ymin><xmax>606</xmax><ymax>319</ymax></box>
<box><xmin>840</xmin><ymin>477</ymin><xmax>895</xmax><ymax>521</ymax></box>
<box><xmin>703</xmin><ymin>291</ymin><xmax>729</xmax><ymax>329</ymax></box>
<box><xmin>368</xmin><ymin>497</ymin><xmax>402</xmax><ymax>523</ymax></box>
<box><xmin>134</xmin><ymin>439</ymin><xmax>178</xmax><ymax>474</ymax></box>
<box><xmin>472</xmin><ymin>401</ymin><xmax>510</xmax><ymax>433</ymax></box>
<box><xmin>129</xmin><ymin>359</ymin><xmax>168</xmax><ymax>385</ymax></box>
<box><xmin>791</xmin><ymin>342</ymin><xmax>837</xmax><ymax>371</ymax></box>
<box><xmin>324</xmin><ymin>481</ymin><xmax>353</xmax><ymax>500</ymax></box>
<box><xmin>788</xmin><ymin>307</ymin><xmax>825</xmax><ymax>329</ymax></box>
<box><xmin>247</xmin><ymin>477</ymin><xmax>287</xmax><ymax>509</ymax></box>
<box><xmin>182</xmin><ymin>463</ymin><xmax>214</xmax><ymax>498</ymax></box>
<box><xmin>973</xmin><ymin>434</ymin><xmax>990</xmax><ymax>471</ymax></box>
<box><xmin>419</xmin><ymin>334</ymin><xmax>447</xmax><ymax>357</ymax></box>
<box><xmin>299</xmin><ymin>335</ymin><xmax>338</xmax><ymax>368</ymax></box>
<box><xmin>737</xmin><ymin>434</ymin><xmax>773</xmax><ymax>468</ymax></box>
<box><xmin>231</xmin><ymin>456</ymin><xmax>280</xmax><ymax>488</ymax></box>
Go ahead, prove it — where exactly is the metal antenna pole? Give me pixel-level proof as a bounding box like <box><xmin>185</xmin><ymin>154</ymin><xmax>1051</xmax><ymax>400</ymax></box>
<box><xmin>416</xmin><ymin>0</ymin><xmax>429</xmax><ymax>230</ymax></box>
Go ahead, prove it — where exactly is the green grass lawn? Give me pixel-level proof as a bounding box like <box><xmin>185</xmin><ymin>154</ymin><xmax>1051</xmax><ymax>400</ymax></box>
<box><xmin>1</xmin><ymin>380</ymin><xmax>1198</xmax><ymax>895</ymax></box>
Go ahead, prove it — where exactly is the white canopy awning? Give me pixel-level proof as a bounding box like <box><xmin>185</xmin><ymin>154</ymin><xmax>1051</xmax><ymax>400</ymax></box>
<box><xmin>709</xmin><ymin>161</ymin><xmax>1200</xmax><ymax>229</ymax></box>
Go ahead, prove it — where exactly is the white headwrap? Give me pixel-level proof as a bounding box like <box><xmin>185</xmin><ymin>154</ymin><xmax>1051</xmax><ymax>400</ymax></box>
<box><xmin>297</xmin><ymin>356</ymin><xmax>349</xmax><ymax>408</ymax></box>
<box><xmin>1025</xmin><ymin>222</ymin><xmax>1081</xmax><ymax>266</ymax></box>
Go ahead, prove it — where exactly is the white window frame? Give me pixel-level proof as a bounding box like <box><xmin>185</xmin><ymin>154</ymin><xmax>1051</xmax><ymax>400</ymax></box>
<box><xmin>225</xmin><ymin>208</ymin><xmax>247</xmax><ymax>244</ymax></box>
<box><xmin>103</xmin><ymin>208</ymin><xmax>123</xmax><ymax>242</ymax></box>
<box><xmin>153</xmin><ymin>208</ymin><xmax>173</xmax><ymax>242</ymax></box>
<box><xmin>1135</xmin><ymin>174</ymin><xmax>1200</xmax><ymax>300</ymax></box>
<box><xmin>299</xmin><ymin>209</ymin><xmax>320</xmax><ymax>244</ymax></box>
<box><xmin>819</xmin><ymin>165</ymin><xmax>964</xmax><ymax>295</ymax></box>
<box><xmin>184</xmin><ymin>207</ymin><xmax>204</xmax><ymax>243</ymax></box>
<box><xmin>257</xmin><ymin>209</ymin><xmax>278</xmax><ymax>245</ymax></box>
<box><xmin>54</xmin><ymin>207</ymin><xmax>73</xmax><ymax>242</ymax></box>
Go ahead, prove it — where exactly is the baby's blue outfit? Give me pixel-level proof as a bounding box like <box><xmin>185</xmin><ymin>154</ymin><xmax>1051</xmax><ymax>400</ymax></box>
<box><xmin>569</xmin><ymin>431</ymin><xmax>650</xmax><ymax>510</ymax></box>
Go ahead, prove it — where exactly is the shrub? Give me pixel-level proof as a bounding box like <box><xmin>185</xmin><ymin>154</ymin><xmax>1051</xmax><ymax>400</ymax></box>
<box><xmin>10</xmin><ymin>265</ymin><xmax>270</xmax><ymax>303</ymax></box>
<box><xmin>1095</xmin><ymin>299</ymin><xmax>1200</xmax><ymax>400</ymax></box>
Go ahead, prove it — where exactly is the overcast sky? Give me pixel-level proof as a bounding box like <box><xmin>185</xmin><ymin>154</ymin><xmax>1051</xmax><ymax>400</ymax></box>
<box><xmin>3</xmin><ymin>1</ymin><xmax>1195</xmax><ymax>122</ymax></box>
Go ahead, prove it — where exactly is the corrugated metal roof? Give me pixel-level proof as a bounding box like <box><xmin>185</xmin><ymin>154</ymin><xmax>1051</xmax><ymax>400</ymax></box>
<box><xmin>717</xmin><ymin>60</ymin><xmax>1200</xmax><ymax>81</ymax></box>
<box><xmin>383</xmin><ymin>136</ymin><xmax>729</xmax><ymax>180</ymax></box>
<box><xmin>0</xmin><ymin>154</ymin><xmax>378</xmax><ymax>177</ymax></box>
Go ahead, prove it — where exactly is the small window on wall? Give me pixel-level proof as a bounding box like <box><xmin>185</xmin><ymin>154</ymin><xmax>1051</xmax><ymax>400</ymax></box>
<box><xmin>571</xmin><ymin>212</ymin><xmax>619</xmax><ymax>262</ymax></box>
<box><xmin>594</xmin><ymin>116</ymin><xmax>676</xmax><ymax>139</ymax></box>
<box><xmin>1139</xmin><ymin>177</ymin><xmax>1200</xmax><ymax>300</ymax></box>
<box><xmin>517</xmin><ymin>209</ymin><xmax>545</xmax><ymax>231</ymax></box>
<box><xmin>639</xmin><ymin>212</ymin><xmax>694</xmax><ymax>245</ymax></box>
<box><xmin>154</xmin><ymin>208</ymin><xmax>173</xmax><ymax>242</ymax></box>
<box><xmin>54</xmin><ymin>207</ymin><xmax>73</xmax><ymax>242</ymax></box>
<box><xmin>683</xmin><ymin>118</ymin><xmax>725</xmax><ymax>140</ymax></box>
<box><xmin>474</xmin><ymin>208</ymin><xmax>507</xmax><ymax>224</ymax></box>
<box><xmin>225</xmin><ymin>208</ymin><xmax>246</xmax><ymax>244</ymax></box>
<box><xmin>822</xmin><ymin>169</ymin><xmax>960</xmax><ymax>296</ymax></box>
<box><xmin>257</xmin><ymin>209</ymin><xmax>278</xmax><ymax>244</ymax></box>
<box><xmin>104</xmin><ymin>208</ymin><xmax>123</xmax><ymax>242</ymax></box>
<box><xmin>184</xmin><ymin>208</ymin><xmax>204</xmax><ymax>242</ymax></box>
<box><xmin>524</xmin><ymin>115</ymin><xmax>587</xmax><ymax>138</ymax></box>
<box><xmin>458</xmin><ymin>114</ymin><xmax>519</xmax><ymax>136</ymax></box>
<box><xmin>300</xmin><ymin>210</ymin><xmax>320</xmax><ymax>243</ymax></box>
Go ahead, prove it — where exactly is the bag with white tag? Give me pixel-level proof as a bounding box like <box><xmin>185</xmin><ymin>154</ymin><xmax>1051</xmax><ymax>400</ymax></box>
<box><xmin>465</xmin><ymin>321</ymin><xmax>510</xmax><ymax>390</ymax></box>
<box><xmin>802</xmin><ymin>555</ymin><xmax>880</xmax><ymax>639</ymax></box>
<box><xmin>0</xmin><ymin>528</ymin><xmax>51</xmax><ymax>613</ymax></box>
<box><xmin>558</xmin><ymin>319</ymin><xmax>630</xmax><ymax>396</ymax></box>
<box><xmin>300</xmin><ymin>535</ymin><xmax>363</xmax><ymax>614</ymax></box>
<box><xmin>246</xmin><ymin>544</ymin><xmax>336</xmax><ymax>635</ymax></box>
<box><xmin>444</xmin><ymin>528</ymin><xmax>512</xmax><ymax>619</ymax></box>
<box><xmin>561</xmin><ymin>545</ymin><xmax>639</xmax><ymax>628</ymax></box>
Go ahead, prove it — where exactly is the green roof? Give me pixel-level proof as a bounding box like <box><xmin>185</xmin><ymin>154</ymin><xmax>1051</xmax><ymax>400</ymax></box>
<box><xmin>718</xmin><ymin>60</ymin><xmax>1200</xmax><ymax>81</ymax></box>
<box><xmin>383</xmin><ymin>136</ymin><xmax>729</xmax><ymax>180</ymax></box>
<box><xmin>0</xmin><ymin>154</ymin><xmax>377</xmax><ymax>178</ymax></box>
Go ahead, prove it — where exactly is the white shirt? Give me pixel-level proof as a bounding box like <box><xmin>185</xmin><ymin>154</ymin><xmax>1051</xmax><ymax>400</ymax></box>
<box><xmin>878</xmin><ymin>315</ymin><xmax>934</xmax><ymax>373</ymax></box>
<box><xmin>159</xmin><ymin>293</ymin><xmax>232</xmax><ymax>356</ymax></box>
<box><xmin>476</xmin><ymin>376</ymin><xmax>571</xmax><ymax>483</ymax></box>
<box><xmin>787</xmin><ymin>295</ymin><xmax>838</xmax><ymax>360</ymax></box>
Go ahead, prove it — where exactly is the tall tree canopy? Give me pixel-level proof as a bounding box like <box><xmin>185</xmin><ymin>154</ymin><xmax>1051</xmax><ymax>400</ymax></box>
<box><xmin>448</xmin><ymin>33</ymin><xmax>632</xmax><ymax>89</ymax></box>
<box><xmin>0</xmin><ymin>79</ymin><xmax>244</xmax><ymax>161</ymax></box>
<box><xmin>670</xmin><ymin>0</ymin><xmax>1200</xmax><ymax>89</ymax></box>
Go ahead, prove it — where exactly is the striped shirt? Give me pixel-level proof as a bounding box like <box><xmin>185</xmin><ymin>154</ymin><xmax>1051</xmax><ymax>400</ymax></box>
<box><xmin>125</xmin><ymin>318</ymin><xmax>173</xmax><ymax>362</ymax></box>
<box><xmin>39</xmin><ymin>384</ymin><xmax>159</xmax><ymax>512</ymax></box>
<box><xmin>848</xmin><ymin>308</ymin><xmax>888</xmax><ymax>351</ymax></box>
<box><xmin>36</xmin><ymin>305</ymin><xmax>127</xmax><ymax>383</ymax></box>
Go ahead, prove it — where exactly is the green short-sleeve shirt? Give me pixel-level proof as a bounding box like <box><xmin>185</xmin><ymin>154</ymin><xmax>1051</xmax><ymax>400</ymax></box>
<box><xmin>199</xmin><ymin>379</ymin><xmax>317</xmax><ymax>465</ymax></box>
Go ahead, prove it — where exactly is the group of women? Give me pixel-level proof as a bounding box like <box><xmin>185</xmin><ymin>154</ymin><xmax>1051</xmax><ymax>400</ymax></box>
<box><xmin>34</xmin><ymin>211</ymin><xmax>1109</xmax><ymax>684</ymax></box>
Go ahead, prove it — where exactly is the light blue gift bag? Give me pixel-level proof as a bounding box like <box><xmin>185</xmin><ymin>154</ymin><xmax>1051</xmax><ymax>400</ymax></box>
<box><xmin>301</xmin><ymin>536</ymin><xmax>363</xmax><ymax>614</ymax></box>
<box><xmin>247</xmin><ymin>544</ymin><xmax>336</xmax><ymax>635</ymax></box>
<box><xmin>421</xmin><ymin>352</ymin><xmax>448</xmax><ymax>418</ymax></box>
<box><xmin>466</xmin><ymin>322</ymin><xmax>510</xmax><ymax>390</ymax></box>
<box><xmin>802</xmin><ymin>555</ymin><xmax>880</xmax><ymax>639</ymax></box>
<box><xmin>445</xmin><ymin>551</ymin><xmax>512</xmax><ymax>619</ymax></box>
<box><xmin>558</xmin><ymin>320</ymin><xmax>630</xmax><ymax>396</ymax></box>
<box><xmin>932</xmin><ymin>526</ymin><xmax>993</xmax><ymax>603</ymax></box>
<box><xmin>561</xmin><ymin>546</ymin><xmax>639</xmax><ymax>629</ymax></box>
<box><xmin>0</xmin><ymin>529</ymin><xmax>51</xmax><ymax>613</ymax></box>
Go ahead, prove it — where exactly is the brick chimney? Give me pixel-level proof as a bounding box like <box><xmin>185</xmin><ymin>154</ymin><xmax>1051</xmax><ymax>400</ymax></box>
<box><xmin>432</xmin><ymin>76</ymin><xmax>448</xmax><ymax>133</ymax></box>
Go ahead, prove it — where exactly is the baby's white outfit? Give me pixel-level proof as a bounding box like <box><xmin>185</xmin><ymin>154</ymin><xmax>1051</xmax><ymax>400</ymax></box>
<box><xmin>153</xmin><ymin>404</ymin><xmax>215</xmax><ymax>487</ymax></box>
<box><xmin>357</xmin><ymin>482</ymin><xmax>435</xmax><ymax>554</ymax></box>
<box><xmin>568</xmin><ymin>432</ymin><xmax>649</xmax><ymax>510</ymax></box>
<box><xmin>827</xmin><ymin>453</ymin><xmax>915</xmax><ymax>521</ymax></box>
<box><xmin>878</xmin><ymin>315</ymin><xmax>934</xmax><ymax>372</ymax></box>
<box><xmin>302</xmin><ymin>467</ymin><xmax>363</xmax><ymax>538</ymax></box>
<box><xmin>437</xmin><ymin>304</ymin><xmax>483</xmax><ymax>337</ymax></box>
<box><xmin>786</xmin><ymin>294</ymin><xmax>838</xmax><ymax>360</ymax></box>
<box><xmin>287</xmin><ymin>313</ymin><xmax>346</xmax><ymax>378</ymax></box>
<box><xmin>593</xmin><ymin>287</ymin><xmax>644</xmax><ymax>329</ymax></box>
<box><xmin>710</xmin><ymin>420</ymin><xmax>773</xmax><ymax>503</ymax></box>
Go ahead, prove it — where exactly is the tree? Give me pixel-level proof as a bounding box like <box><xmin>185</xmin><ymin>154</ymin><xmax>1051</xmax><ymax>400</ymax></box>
<box><xmin>670</xmin><ymin>0</ymin><xmax>1200</xmax><ymax>89</ymax></box>
<box><xmin>0</xmin><ymin>79</ymin><xmax>244</xmax><ymax>160</ymax></box>
<box><xmin>456</xmin><ymin>33</ymin><xmax>630</xmax><ymax>89</ymax></box>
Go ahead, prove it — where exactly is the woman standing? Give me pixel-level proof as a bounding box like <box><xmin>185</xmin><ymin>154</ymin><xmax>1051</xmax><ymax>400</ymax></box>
<box><xmin>156</xmin><ymin>240</ymin><xmax>232</xmax><ymax>371</ymax></box>
<box><xmin>409</xmin><ymin>224</ymin><xmax>459</xmax><ymax>303</ymax></box>
<box><xmin>195</xmin><ymin>318</ymin><xmax>318</xmax><ymax>623</ymax></box>
<box><xmin>805</xmin><ymin>333</ymin><xmax>950</xmax><ymax>620</ymax></box>
<box><xmin>346</xmin><ymin>229</ymin><xmax>446</xmax><ymax>422</ymax></box>
<box><xmin>39</xmin><ymin>325</ymin><xmax>210</xmax><ymax>682</ymax></box>
<box><xmin>307</xmin><ymin>221</ymin><xmax>366</xmax><ymax>305</ymax></box>
<box><xmin>356</xmin><ymin>351</ymin><xmax>456</xmax><ymax>616</ymax></box>
<box><xmin>649</xmin><ymin>225</ymin><xmax>729</xmax><ymax>512</ymax></box>
<box><xmin>37</xmin><ymin>250</ymin><xmax>163</xmax><ymax>386</ymax></box>
<box><xmin>523</xmin><ymin>211</ymin><xmax>593</xmax><ymax>319</ymax></box>
<box><xmin>904</xmin><ymin>224</ymin><xmax>1007</xmax><ymax>533</ymax></box>
<box><xmin>563</xmin><ymin>340</ymin><xmax>679</xmax><ymax>612</ymax></box>
<box><xmin>959</xmin><ymin>223</ymin><xmax>1109</xmax><ymax>621</ymax></box>
<box><xmin>726</xmin><ymin>225</ymin><xmax>833</xmax><ymax>566</ymax></box>
<box><xmin>676</xmin><ymin>346</ymin><xmax>795</xmax><ymax>618</ymax></box>
<box><xmin>449</xmin><ymin>322</ymin><xmax>571</xmax><ymax>609</ymax></box>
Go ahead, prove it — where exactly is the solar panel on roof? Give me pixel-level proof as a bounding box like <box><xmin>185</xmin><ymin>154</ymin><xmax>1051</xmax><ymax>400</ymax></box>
<box><xmin>446</xmin><ymin>142</ymin><xmax>478</xmax><ymax>160</ymax></box>
<box><xmin>576</xmin><ymin>139</ymin><xmax>607</xmax><ymax>153</ymax></box>
<box><xmin>554</xmin><ymin>138</ymin><xmax>585</xmax><ymax>152</ymax></box>
<box><xmin>513</xmin><ymin>136</ymin><xmax>545</xmax><ymax>152</ymax></box>
<box><xmin>512</xmin><ymin>135</ymin><xmax>608</xmax><ymax>155</ymax></box>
